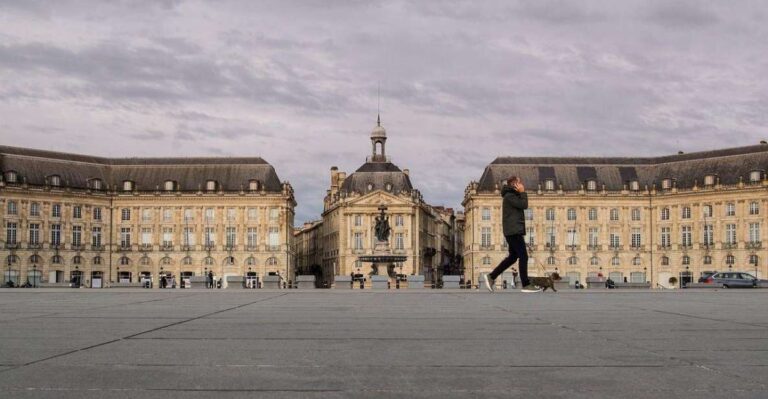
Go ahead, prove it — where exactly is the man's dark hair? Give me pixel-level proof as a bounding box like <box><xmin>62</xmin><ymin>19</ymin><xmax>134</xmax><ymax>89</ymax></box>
<box><xmin>507</xmin><ymin>176</ymin><xmax>520</xmax><ymax>186</ymax></box>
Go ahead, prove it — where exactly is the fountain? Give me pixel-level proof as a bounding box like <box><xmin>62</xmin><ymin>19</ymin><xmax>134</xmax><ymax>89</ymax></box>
<box><xmin>358</xmin><ymin>204</ymin><xmax>407</xmax><ymax>287</ymax></box>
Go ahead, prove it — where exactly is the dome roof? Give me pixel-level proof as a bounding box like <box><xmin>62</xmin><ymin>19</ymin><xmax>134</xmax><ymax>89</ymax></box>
<box><xmin>371</xmin><ymin>114</ymin><xmax>386</xmax><ymax>138</ymax></box>
<box><xmin>340</xmin><ymin>162</ymin><xmax>412</xmax><ymax>194</ymax></box>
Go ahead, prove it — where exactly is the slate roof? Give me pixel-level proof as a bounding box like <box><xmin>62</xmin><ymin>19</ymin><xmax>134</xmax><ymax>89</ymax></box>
<box><xmin>478</xmin><ymin>144</ymin><xmax>768</xmax><ymax>192</ymax></box>
<box><xmin>0</xmin><ymin>145</ymin><xmax>283</xmax><ymax>192</ymax></box>
<box><xmin>340</xmin><ymin>161</ymin><xmax>413</xmax><ymax>194</ymax></box>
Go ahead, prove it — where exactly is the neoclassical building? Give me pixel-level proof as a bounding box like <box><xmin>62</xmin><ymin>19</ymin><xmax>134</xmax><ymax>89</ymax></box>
<box><xmin>294</xmin><ymin>118</ymin><xmax>459</xmax><ymax>286</ymax></box>
<box><xmin>463</xmin><ymin>143</ymin><xmax>768</xmax><ymax>288</ymax></box>
<box><xmin>1</xmin><ymin>146</ymin><xmax>296</xmax><ymax>288</ymax></box>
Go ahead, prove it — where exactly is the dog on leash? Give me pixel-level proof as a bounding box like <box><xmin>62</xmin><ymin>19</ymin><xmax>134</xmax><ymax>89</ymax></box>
<box><xmin>527</xmin><ymin>272</ymin><xmax>561</xmax><ymax>292</ymax></box>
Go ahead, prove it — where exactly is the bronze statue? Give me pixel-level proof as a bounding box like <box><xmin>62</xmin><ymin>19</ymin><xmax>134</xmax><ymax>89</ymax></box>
<box><xmin>374</xmin><ymin>206</ymin><xmax>391</xmax><ymax>242</ymax></box>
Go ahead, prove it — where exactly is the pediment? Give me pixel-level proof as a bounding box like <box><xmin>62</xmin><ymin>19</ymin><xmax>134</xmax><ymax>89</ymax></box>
<box><xmin>346</xmin><ymin>190</ymin><xmax>413</xmax><ymax>207</ymax></box>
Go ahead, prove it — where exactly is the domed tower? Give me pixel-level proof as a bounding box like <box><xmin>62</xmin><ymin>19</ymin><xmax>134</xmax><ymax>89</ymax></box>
<box><xmin>370</xmin><ymin>114</ymin><xmax>387</xmax><ymax>162</ymax></box>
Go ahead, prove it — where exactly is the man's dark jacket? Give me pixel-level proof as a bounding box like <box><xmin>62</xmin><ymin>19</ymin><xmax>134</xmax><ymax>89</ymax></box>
<box><xmin>501</xmin><ymin>185</ymin><xmax>528</xmax><ymax>236</ymax></box>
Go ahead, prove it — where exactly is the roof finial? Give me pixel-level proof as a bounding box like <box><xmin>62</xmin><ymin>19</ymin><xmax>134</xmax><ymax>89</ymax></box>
<box><xmin>377</xmin><ymin>81</ymin><xmax>381</xmax><ymax>126</ymax></box>
<box><xmin>377</xmin><ymin>113</ymin><xmax>381</xmax><ymax>127</ymax></box>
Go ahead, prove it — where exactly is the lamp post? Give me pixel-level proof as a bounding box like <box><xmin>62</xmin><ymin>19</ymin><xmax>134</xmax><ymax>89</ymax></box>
<box><xmin>75</xmin><ymin>265</ymin><xmax>79</xmax><ymax>288</ymax></box>
<box><xmin>32</xmin><ymin>264</ymin><xmax>37</xmax><ymax>288</ymax></box>
<box><xmin>160</xmin><ymin>266</ymin><xmax>164</xmax><ymax>289</ymax></box>
<box><xmin>644</xmin><ymin>267</ymin><xmax>647</xmax><ymax>283</ymax></box>
<box><xmin>685</xmin><ymin>265</ymin><xmax>689</xmax><ymax>288</ymax></box>
<box><xmin>204</xmin><ymin>267</ymin><xmax>208</xmax><ymax>289</ymax></box>
<box><xmin>116</xmin><ymin>266</ymin><xmax>120</xmax><ymax>284</ymax></box>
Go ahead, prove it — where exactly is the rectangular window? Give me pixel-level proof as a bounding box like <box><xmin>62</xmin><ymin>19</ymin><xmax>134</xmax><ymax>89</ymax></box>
<box><xmin>247</xmin><ymin>208</ymin><xmax>258</xmax><ymax>221</ymax></box>
<box><xmin>631</xmin><ymin>208</ymin><xmax>641</xmax><ymax>221</ymax></box>
<box><xmin>72</xmin><ymin>225</ymin><xmax>82</xmax><ymax>246</ymax></box>
<box><xmin>6</xmin><ymin>222</ymin><xmax>17</xmax><ymax>244</ymax></box>
<box><xmin>749</xmin><ymin>222</ymin><xmax>760</xmax><ymax>243</ymax></box>
<box><xmin>120</xmin><ymin>227</ymin><xmax>131</xmax><ymax>247</ymax></box>
<box><xmin>29</xmin><ymin>223</ymin><xmax>40</xmax><ymax>245</ymax></box>
<box><xmin>226</xmin><ymin>227</ymin><xmax>236</xmax><ymax>247</ymax></box>
<box><xmin>247</xmin><ymin>227</ymin><xmax>257</xmax><ymax>247</ymax></box>
<box><xmin>354</xmin><ymin>232</ymin><xmax>363</xmax><ymax>249</ymax></box>
<box><xmin>703</xmin><ymin>224</ymin><xmax>713</xmax><ymax>246</ymax></box>
<box><xmin>681</xmin><ymin>207</ymin><xmax>691</xmax><ymax>219</ymax></box>
<box><xmin>609</xmin><ymin>231</ymin><xmax>620</xmax><ymax>248</ymax></box>
<box><xmin>546</xmin><ymin>208</ymin><xmax>555</xmax><ymax>221</ymax></box>
<box><xmin>749</xmin><ymin>202</ymin><xmax>760</xmax><ymax>215</ymax></box>
<box><xmin>524</xmin><ymin>209</ymin><xmax>533</xmax><ymax>220</ymax></box>
<box><xmin>184</xmin><ymin>208</ymin><xmax>194</xmax><ymax>222</ymax></box>
<box><xmin>610</xmin><ymin>209</ymin><xmax>619</xmax><ymax>221</ymax></box>
<box><xmin>726</xmin><ymin>224</ymin><xmax>736</xmax><ymax>244</ymax></box>
<box><xmin>395</xmin><ymin>233</ymin><xmax>404</xmax><ymax>250</ymax></box>
<box><xmin>481</xmin><ymin>227</ymin><xmax>491</xmax><ymax>247</ymax></box>
<box><xmin>92</xmin><ymin>227</ymin><xmax>102</xmax><ymax>247</ymax></box>
<box><xmin>205</xmin><ymin>208</ymin><xmax>215</xmax><ymax>222</ymax></box>
<box><xmin>51</xmin><ymin>224</ymin><xmax>61</xmax><ymax>245</ymax></box>
<box><xmin>268</xmin><ymin>227</ymin><xmax>279</xmax><ymax>247</ymax></box>
<box><xmin>121</xmin><ymin>208</ymin><xmax>130</xmax><ymax>221</ymax></box>
<box><xmin>567</xmin><ymin>228</ymin><xmax>578</xmax><ymax>246</ymax></box>
<box><xmin>726</xmin><ymin>203</ymin><xmax>736</xmax><ymax>217</ymax></box>
<box><xmin>205</xmin><ymin>227</ymin><xmax>215</xmax><ymax>247</ymax></box>
<box><xmin>73</xmin><ymin>205</ymin><xmax>82</xmax><ymax>219</ymax></box>
<box><xmin>183</xmin><ymin>227</ymin><xmax>195</xmax><ymax>246</ymax></box>
<box><xmin>227</xmin><ymin>208</ymin><xmax>236</xmax><ymax>221</ymax></box>
<box><xmin>588</xmin><ymin>227</ymin><xmax>599</xmax><ymax>247</ymax></box>
<box><xmin>162</xmin><ymin>227</ymin><xmax>173</xmax><ymax>247</ymax></box>
<box><xmin>631</xmin><ymin>228</ymin><xmax>642</xmax><ymax>248</ymax></box>
<box><xmin>30</xmin><ymin>202</ymin><xmax>40</xmax><ymax>217</ymax></box>
<box><xmin>163</xmin><ymin>208</ymin><xmax>173</xmax><ymax>222</ymax></box>
<box><xmin>395</xmin><ymin>215</ymin><xmax>404</xmax><ymax>226</ymax></box>
<box><xmin>481</xmin><ymin>208</ymin><xmax>491</xmax><ymax>221</ymax></box>
<box><xmin>354</xmin><ymin>215</ymin><xmax>362</xmax><ymax>226</ymax></box>
<box><xmin>661</xmin><ymin>227</ymin><xmax>670</xmax><ymax>247</ymax></box>
<box><xmin>567</xmin><ymin>208</ymin><xmax>576</xmax><ymax>221</ymax></box>
<box><xmin>269</xmin><ymin>208</ymin><xmax>279</xmax><ymax>221</ymax></box>
<box><xmin>525</xmin><ymin>227</ymin><xmax>535</xmax><ymax>245</ymax></box>
<box><xmin>546</xmin><ymin>227</ymin><xmax>556</xmax><ymax>247</ymax></box>
<box><xmin>142</xmin><ymin>209</ymin><xmax>152</xmax><ymax>221</ymax></box>
<box><xmin>93</xmin><ymin>207</ymin><xmax>102</xmax><ymax>221</ymax></box>
<box><xmin>681</xmin><ymin>226</ymin><xmax>691</xmax><ymax>247</ymax></box>
<box><xmin>52</xmin><ymin>204</ymin><xmax>62</xmax><ymax>218</ymax></box>
<box><xmin>588</xmin><ymin>208</ymin><xmax>597</xmax><ymax>221</ymax></box>
<box><xmin>141</xmin><ymin>228</ymin><xmax>152</xmax><ymax>245</ymax></box>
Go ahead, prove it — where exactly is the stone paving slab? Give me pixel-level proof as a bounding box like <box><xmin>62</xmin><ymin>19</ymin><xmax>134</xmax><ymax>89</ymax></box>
<box><xmin>0</xmin><ymin>289</ymin><xmax>766</xmax><ymax>398</ymax></box>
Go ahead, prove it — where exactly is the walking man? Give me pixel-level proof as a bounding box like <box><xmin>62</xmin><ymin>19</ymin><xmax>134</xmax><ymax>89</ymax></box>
<box><xmin>483</xmin><ymin>176</ymin><xmax>541</xmax><ymax>293</ymax></box>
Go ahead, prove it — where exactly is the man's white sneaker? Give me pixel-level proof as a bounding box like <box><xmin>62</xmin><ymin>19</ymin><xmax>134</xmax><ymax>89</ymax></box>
<box><xmin>521</xmin><ymin>284</ymin><xmax>543</xmax><ymax>293</ymax></box>
<box><xmin>483</xmin><ymin>274</ymin><xmax>495</xmax><ymax>292</ymax></box>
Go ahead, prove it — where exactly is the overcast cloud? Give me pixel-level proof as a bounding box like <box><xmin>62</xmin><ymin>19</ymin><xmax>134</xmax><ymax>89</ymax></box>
<box><xmin>1</xmin><ymin>0</ymin><xmax>767</xmax><ymax>223</ymax></box>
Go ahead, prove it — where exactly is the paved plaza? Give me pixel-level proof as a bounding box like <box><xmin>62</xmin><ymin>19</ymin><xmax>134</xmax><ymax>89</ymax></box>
<box><xmin>0</xmin><ymin>290</ymin><xmax>766</xmax><ymax>398</ymax></box>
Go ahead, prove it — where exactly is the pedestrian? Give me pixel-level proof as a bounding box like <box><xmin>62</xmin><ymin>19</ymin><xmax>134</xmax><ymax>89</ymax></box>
<box><xmin>208</xmin><ymin>270</ymin><xmax>214</xmax><ymax>289</ymax></box>
<box><xmin>483</xmin><ymin>176</ymin><xmax>541</xmax><ymax>293</ymax></box>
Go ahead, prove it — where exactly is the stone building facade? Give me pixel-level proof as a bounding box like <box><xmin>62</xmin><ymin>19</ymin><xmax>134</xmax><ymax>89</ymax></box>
<box><xmin>294</xmin><ymin>118</ymin><xmax>460</xmax><ymax>286</ymax></box>
<box><xmin>463</xmin><ymin>144</ymin><xmax>768</xmax><ymax>288</ymax></box>
<box><xmin>1</xmin><ymin>146</ymin><xmax>296</xmax><ymax>288</ymax></box>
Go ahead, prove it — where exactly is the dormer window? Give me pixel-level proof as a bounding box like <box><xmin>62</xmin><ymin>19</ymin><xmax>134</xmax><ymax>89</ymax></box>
<box><xmin>385</xmin><ymin>183</ymin><xmax>392</xmax><ymax>191</ymax></box>
<box><xmin>629</xmin><ymin>180</ymin><xmax>639</xmax><ymax>191</ymax></box>
<box><xmin>544</xmin><ymin>179</ymin><xmax>555</xmax><ymax>191</ymax></box>
<box><xmin>164</xmin><ymin>180</ymin><xmax>176</xmax><ymax>191</ymax></box>
<box><xmin>49</xmin><ymin>175</ymin><xmax>61</xmax><ymax>187</ymax></box>
<box><xmin>248</xmin><ymin>179</ymin><xmax>259</xmax><ymax>191</ymax></box>
<box><xmin>586</xmin><ymin>180</ymin><xmax>597</xmax><ymax>191</ymax></box>
<box><xmin>749</xmin><ymin>170</ymin><xmax>762</xmax><ymax>183</ymax></box>
<box><xmin>205</xmin><ymin>180</ymin><xmax>217</xmax><ymax>191</ymax></box>
<box><xmin>703</xmin><ymin>175</ymin><xmax>715</xmax><ymax>186</ymax></box>
<box><xmin>90</xmin><ymin>178</ymin><xmax>103</xmax><ymax>190</ymax></box>
<box><xmin>122</xmin><ymin>180</ymin><xmax>134</xmax><ymax>192</ymax></box>
<box><xmin>367</xmin><ymin>183</ymin><xmax>373</xmax><ymax>191</ymax></box>
<box><xmin>4</xmin><ymin>171</ymin><xmax>18</xmax><ymax>183</ymax></box>
<box><xmin>661</xmin><ymin>178</ymin><xmax>672</xmax><ymax>190</ymax></box>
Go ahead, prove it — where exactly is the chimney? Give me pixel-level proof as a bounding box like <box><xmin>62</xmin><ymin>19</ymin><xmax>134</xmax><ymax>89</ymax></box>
<box><xmin>760</xmin><ymin>140</ymin><xmax>767</xmax><ymax>145</ymax></box>
<box><xmin>330</xmin><ymin>166</ymin><xmax>339</xmax><ymax>187</ymax></box>
<box><xmin>403</xmin><ymin>169</ymin><xmax>409</xmax><ymax>176</ymax></box>
<box><xmin>678</xmin><ymin>151</ymin><xmax>684</xmax><ymax>155</ymax></box>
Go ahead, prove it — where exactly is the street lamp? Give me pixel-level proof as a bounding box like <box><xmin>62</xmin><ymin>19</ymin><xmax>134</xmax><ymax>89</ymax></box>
<box><xmin>116</xmin><ymin>266</ymin><xmax>120</xmax><ymax>284</ymax></box>
<box><xmin>75</xmin><ymin>265</ymin><xmax>79</xmax><ymax>288</ymax></box>
<box><xmin>32</xmin><ymin>264</ymin><xmax>37</xmax><ymax>288</ymax></box>
<box><xmin>643</xmin><ymin>267</ymin><xmax>647</xmax><ymax>283</ymax></box>
<box><xmin>685</xmin><ymin>265</ymin><xmax>689</xmax><ymax>288</ymax></box>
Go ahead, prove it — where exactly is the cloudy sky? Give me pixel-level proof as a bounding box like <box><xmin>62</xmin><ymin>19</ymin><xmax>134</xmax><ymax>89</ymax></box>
<box><xmin>1</xmin><ymin>1</ymin><xmax>767</xmax><ymax>223</ymax></box>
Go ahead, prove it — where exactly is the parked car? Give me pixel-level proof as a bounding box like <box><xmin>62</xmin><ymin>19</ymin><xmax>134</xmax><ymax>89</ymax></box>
<box><xmin>702</xmin><ymin>272</ymin><xmax>757</xmax><ymax>288</ymax></box>
<box><xmin>698</xmin><ymin>271</ymin><xmax>716</xmax><ymax>283</ymax></box>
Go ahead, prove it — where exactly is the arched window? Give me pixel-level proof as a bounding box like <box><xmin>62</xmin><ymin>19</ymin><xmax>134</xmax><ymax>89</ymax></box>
<box><xmin>586</xmin><ymin>180</ymin><xmax>597</xmax><ymax>191</ymax></box>
<box><xmin>703</xmin><ymin>175</ymin><xmax>715</xmax><ymax>186</ymax></box>
<box><xmin>93</xmin><ymin>256</ymin><xmax>102</xmax><ymax>265</ymax></box>
<box><xmin>245</xmin><ymin>257</ymin><xmax>256</xmax><ymax>266</ymax></box>
<box><xmin>725</xmin><ymin>255</ymin><xmax>735</xmax><ymax>266</ymax></box>
<box><xmin>590</xmin><ymin>256</ymin><xmax>599</xmax><ymax>266</ymax></box>
<box><xmin>629</xmin><ymin>180</ymin><xmax>640</xmax><ymax>191</ymax></box>
<box><xmin>122</xmin><ymin>180</ymin><xmax>134</xmax><ymax>191</ymax></box>
<box><xmin>682</xmin><ymin>255</ymin><xmax>690</xmax><ymax>266</ymax></box>
<box><xmin>703</xmin><ymin>255</ymin><xmax>712</xmax><ymax>265</ymax></box>
<box><xmin>164</xmin><ymin>180</ymin><xmax>175</xmax><ymax>191</ymax></box>
<box><xmin>205</xmin><ymin>180</ymin><xmax>217</xmax><ymax>191</ymax></box>
<box><xmin>661</xmin><ymin>256</ymin><xmax>669</xmax><ymax>266</ymax></box>
<box><xmin>160</xmin><ymin>257</ymin><xmax>172</xmax><ymax>265</ymax></box>
<box><xmin>224</xmin><ymin>256</ymin><xmax>235</xmax><ymax>266</ymax></box>
<box><xmin>119</xmin><ymin>256</ymin><xmax>130</xmax><ymax>265</ymax></box>
<box><xmin>90</xmin><ymin>179</ymin><xmax>103</xmax><ymax>190</ymax></box>
<box><xmin>139</xmin><ymin>256</ymin><xmax>151</xmax><ymax>266</ymax></box>
<box><xmin>6</xmin><ymin>255</ymin><xmax>19</xmax><ymax>265</ymax></box>
<box><xmin>482</xmin><ymin>256</ymin><xmax>491</xmax><ymax>265</ymax></box>
<box><xmin>611</xmin><ymin>256</ymin><xmax>620</xmax><ymax>266</ymax></box>
<box><xmin>546</xmin><ymin>256</ymin><xmax>556</xmax><ymax>265</ymax></box>
<box><xmin>750</xmin><ymin>170</ymin><xmax>762</xmax><ymax>183</ymax></box>
<box><xmin>567</xmin><ymin>256</ymin><xmax>578</xmax><ymax>265</ymax></box>
<box><xmin>544</xmin><ymin>179</ymin><xmax>555</xmax><ymax>191</ymax></box>
<box><xmin>29</xmin><ymin>255</ymin><xmax>42</xmax><ymax>264</ymax></box>
<box><xmin>204</xmin><ymin>257</ymin><xmax>215</xmax><ymax>266</ymax></box>
<box><xmin>750</xmin><ymin>255</ymin><xmax>759</xmax><ymax>266</ymax></box>
<box><xmin>632</xmin><ymin>257</ymin><xmax>642</xmax><ymax>266</ymax></box>
<box><xmin>661</xmin><ymin>178</ymin><xmax>672</xmax><ymax>190</ymax></box>
<box><xmin>52</xmin><ymin>255</ymin><xmax>62</xmax><ymax>264</ymax></box>
<box><xmin>72</xmin><ymin>256</ymin><xmax>82</xmax><ymax>265</ymax></box>
<box><xmin>182</xmin><ymin>257</ymin><xmax>193</xmax><ymax>265</ymax></box>
<box><xmin>266</xmin><ymin>257</ymin><xmax>279</xmax><ymax>266</ymax></box>
<box><xmin>248</xmin><ymin>180</ymin><xmax>259</xmax><ymax>191</ymax></box>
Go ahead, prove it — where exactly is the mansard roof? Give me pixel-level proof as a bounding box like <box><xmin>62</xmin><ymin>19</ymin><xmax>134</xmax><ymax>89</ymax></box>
<box><xmin>479</xmin><ymin>144</ymin><xmax>768</xmax><ymax>192</ymax></box>
<box><xmin>340</xmin><ymin>161</ymin><xmax>413</xmax><ymax>194</ymax></box>
<box><xmin>0</xmin><ymin>145</ymin><xmax>283</xmax><ymax>192</ymax></box>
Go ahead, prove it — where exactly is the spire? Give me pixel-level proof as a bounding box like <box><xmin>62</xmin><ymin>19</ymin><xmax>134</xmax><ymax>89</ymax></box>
<box><xmin>377</xmin><ymin>113</ymin><xmax>381</xmax><ymax>127</ymax></box>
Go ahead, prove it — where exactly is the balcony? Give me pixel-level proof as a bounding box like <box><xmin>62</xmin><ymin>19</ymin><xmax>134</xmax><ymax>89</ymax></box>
<box><xmin>27</xmin><ymin>243</ymin><xmax>42</xmax><ymax>250</ymax></box>
<box><xmin>630</xmin><ymin>245</ymin><xmax>645</xmax><ymax>251</ymax></box>
<box><xmin>722</xmin><ymin>243</ymin><xmax>738</xmax><ymax>250</ymax></box>
<box><xmin>352</xmin><ymin>248</ymin><xmax>365</xmax><ymax>254</ymax></box>
<box><xmin>677</xmin><ymin>244</ymin><xmax>692</xmax><ymax>250</ymax></box>
<box><xmin>204</xmin><ymin>245</ymin><xmax>215</xmax><ymax>252</ymax></box>
<box><xmin>656</xmin><ymin>244</ymin><xmax>671</xmax><ymax>250</ymax></box>
<box><xmin>245</xmin><ymin>245</ymin><xmax>257</xmax><ymax>252</ymax></box>
<box><xmin>139</xmin><ymin>244</ymin><xmax>153</xmax><ymax>252</ymax></box>
<box><xmin>51</xmin><ymin>243</ymin><xmax>64</xmax><ymax>250</ymax></box>
<box><xmin>91</xmin><ymin>244</ymin><xmax>105</xmax><ymax>251</ymax></box>
<box><xmin>587</xmin><ymin>245</ymin><xmax>601</xmax><ymax>251</ymax></box>
<box><xmin>182</xmin><ymin>245</ymin><xmax>193</xmax><ymax>251</ymax></box>
<box><xmin>267</xmin><ymin>245</ymin><xmax>281</xmax><ymax>252</ymax></box>
<box><xmin>118</xmin><ymin>245</ymin><xmax>132</xmax><ymax>252</ymax></box>
<box><xmin>698</xmin><ymin>243</ymin><xmax>713</xmax><ymax>250</ymax></box>
<box><xmin>566</xmin><ymin>245</ymin><xmax>579</xmax><ymax>251</ymax></box>
<box><xmin>479</xmin><ymin>245</ymin><xmax>493</xmax><ymax>251</ymax></box>
<box><xmin>746</xmin><ymin>242</ymin><xmax>762</xmax><ymax>249</ymax></box>
<box><xmin>5</xmin><ymin>242</ymin><xmax>19</xmax><ymax>249</ymax></box>
<box><xmin>71</xmin><ymin>244</ymin><xmax>85</xmax><ymax>251</ymax></box>
<box><xmin>608</xmin><ymin>245</ymin><xmax>623</xmax><ymax>251</ymax></box>
<box><xmin>161</xmin><ymin>244</ymin><xmax>174</xmax><ymax>251</ymax></box>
